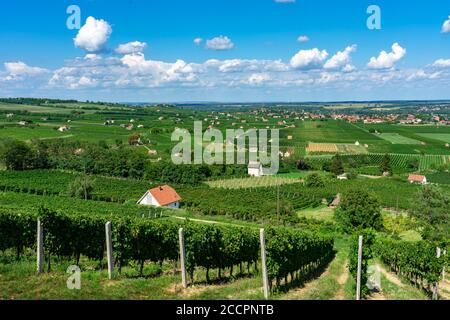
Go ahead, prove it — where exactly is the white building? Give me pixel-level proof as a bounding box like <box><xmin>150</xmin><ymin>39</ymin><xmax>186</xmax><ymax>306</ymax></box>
<box><xmin>248</xmin><ymin>162</ymin><xmax>263</xmax><ymax>177</ymax></box>
<box><xmin>408</xmin><ymin>174</ymin><xmax>427</xmax><ymax>185</ymax></box>
<box><xmin>137</xmin><ymin>185</ymin><xmax>181</xmax><ymax>209</ymax></box>
<box><xmin>58</xmin><ymin>125</ymin><xmax>70</xmax><ymax>132</ymax></box>
<box><xmin>337</xmin><ymin>173</ymin><xmax>348</xmax><ymax>180</ymax></box>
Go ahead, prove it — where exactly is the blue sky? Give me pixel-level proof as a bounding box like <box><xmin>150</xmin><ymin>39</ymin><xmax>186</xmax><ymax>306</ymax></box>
<box><xmin>0</xmin><ymin>0</ymin><xmax>449</xmax><ymax>102</ymax></box>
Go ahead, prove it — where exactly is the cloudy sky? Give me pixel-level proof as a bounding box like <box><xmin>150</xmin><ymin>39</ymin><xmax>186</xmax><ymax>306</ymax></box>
<box><xmin>0</xmin><ymin>0</ymin><xmax>450</xmax><ymax>102</ymax></box>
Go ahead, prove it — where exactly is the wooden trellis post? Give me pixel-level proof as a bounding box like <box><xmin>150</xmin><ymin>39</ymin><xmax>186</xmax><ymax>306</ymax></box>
<box><xmin>36</xmin><ymin>219</ymin><xmax>44</xmax><ymax>274</ymax></box>
<box><xmin>260</xmin><ymin>229</ymin><xmax>269</xmax><ymax>300</ymax></box>
<box><xmin>356</xmin><ymin>235</ymin><xmax>363</xmax><ymax>300</ymax></box>
<box><xmin>179</xmin><ymin>228</ymin><xmax>187</xmax><ymax>288</ymax></box>
<box><xmin>105</xmin><ymin>222</ymin><xmax>114</xmax><ymax>280</ymax></box>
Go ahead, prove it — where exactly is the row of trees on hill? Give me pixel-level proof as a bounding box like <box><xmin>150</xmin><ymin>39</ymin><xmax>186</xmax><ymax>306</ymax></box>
<box><xmin>296</xmin><ymin>153</ymin><xmax>422</xmax><ymax>175</ymax></box>
<box><xmin>0</xmin><ymin>138</ymin><xmax>247</xmax><ymax>185</ymax></box>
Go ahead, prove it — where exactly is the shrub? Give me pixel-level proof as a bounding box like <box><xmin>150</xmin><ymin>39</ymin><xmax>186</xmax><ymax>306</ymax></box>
<box><xmin>334</xmin><ymin>189</ymin><xmax>383</xmax><ymax>233</ymax></box>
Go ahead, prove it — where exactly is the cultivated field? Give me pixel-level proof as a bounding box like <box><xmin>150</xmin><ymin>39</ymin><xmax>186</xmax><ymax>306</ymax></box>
<box><xmin>206</xmin><ymin>175</ymin><xmax>303</xmax><ymax>189</ymax></box>
<box><xmin>306</xmin><ymin>142</ymin><xmax>367</xmax><ymax>154</ymax></box>
<box><xmin>378</xmin><ymin>133</ymin><xmax>422</xmax><ymax>145</ymax></box>
<box><xmin>417</xmin><ymin>133</ymin><xmax>450</xmax><ymax>143</ymax></box>
<box><xmin>0</xmin><ymin>99</ymin><xmax>449</xmax><ymax>301</ymax></box>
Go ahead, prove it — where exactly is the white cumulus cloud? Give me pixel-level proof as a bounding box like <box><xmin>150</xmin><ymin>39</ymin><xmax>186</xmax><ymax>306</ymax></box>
<box><xmin>432</xmin><ymin>59</ymin><xmax>450</xmax><ymax>68</ymax></box>
<box><xmin>4</xmin><ymin>61</ymin><xmax>48</xmax><ymax>76</ymax></box>
<box><xmin>367</xmin><ymin>43</ymin><xmax>406</xmax><ymax>69</ymax></box>
<box><xmin>297</xmin><ymin>35</ymin><xmax>309</xmax><ymax>43</ymax></box>
<box><xmin>324</xmin><ymin>45</ymin><xmax>357</xmax><ymax>71</ymax></box>
<box><xmin>84</xmin><ymin>54</ymin><xmax>100</xmax><ymax>60</ymax></box>
<box><xmin>442</xmin><ymin>16</ymin><xmax>450</xmax><ymax>33</ymax></box>
<box><xmin>69</xmin><ymin>76</ymin><xmax>97</xmax><ymax>89</ymax></box>
<box><xmin>115</xmin><ymin>41</ymin><xmax>147</xmax><ymax>55</ymax></box>
<box><xmin>247</xmin><ymin>73</ymin><xmax>270</xmax><ymax>85</ymax></box>
<box><xmin>205</xmin><ymin>36</ymin><xmax>234</xmax><ymax>50</ymax></box>
<box><xmin>193</xmin><ymin>38</ymin><xmax>203</xmax><ymax>45</ymax></box>
<box><xmin>74</xmin><ymin>16</ymin><xmax>112</xmax><ymax>52</ymax></box>
<box><xmin>120</xmin><ymin>53</ymin><xmax>196</xmax><ymax>85</ymax></box>
<box><xmin>290</xmin><ymin>48</ymin><xmax>328</xmax><ymax>69</ymax></box>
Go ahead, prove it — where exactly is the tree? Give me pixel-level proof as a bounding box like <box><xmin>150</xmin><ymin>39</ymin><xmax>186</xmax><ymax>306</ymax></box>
<box><xmin>347</xmin><ymin>169</ymin><xmax>358</xmax><ymax>180</ymax></box>
<box><xmin>128</xmin><ymin>134</ymin><xmax>141</xmax><ymax>146</ymax></box>
<box><xmin>68</xmin><ymin>177</ymin><xmax>95</xmax><ymax>200</ymax></box>
<box><xmin>380</xmin><ymin>154</ymin><xmax>392</xmax><ymax>175</ymax></box>
<box><xmin>331</xmin><ymin>154</ymin><xmax>344</xmax><ymax>176</ymax></box>
<box><xmin>0</xmin><ymin>139</ymin><xmax>34</xmax><ymax>170</ymax></box>
<box><xmin>407</xmin><ymin>158</ymin><xmax>419</xmax><ymax>170</ymax></box>
<box><xmin>305</xmin><ymin>173</ymin><xmax>325</xmax><ymax>188</ymax></box>
<box><xmin>334</xmin><ymin>189</ymin><xmax>383</xmax><ymax>233</ymax></box>
<box><xmin>411</xmin><ymin>185</ymin><xmax>449</xmax><ymax>241</ymax></box>
<box><xmin>296</xmin><ymin>158</ymin><xmax>311</xmax><ymax>170</ymax></box>
<box><xmin>322</xmin><ymin>161</ymin><xmax>332</xmax><ymax>172</ymax></box>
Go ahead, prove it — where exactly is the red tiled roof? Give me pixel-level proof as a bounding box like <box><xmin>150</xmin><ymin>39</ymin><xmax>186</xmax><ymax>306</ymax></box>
<box><xmin>149</xmin><ymin>185</ymin><xmax>181</xmax><ymax>206</ymax></box>
<box><xmin>408</xmin><ymin>174</ymin><xmax>426</xmax><ymax>182</ymax></box>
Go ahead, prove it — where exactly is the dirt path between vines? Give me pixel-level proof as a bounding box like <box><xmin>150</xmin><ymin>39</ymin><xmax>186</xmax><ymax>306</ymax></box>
<box><xmin>439</xmin><ymin>278</ymin><xmax>450</xmax><ymax>300</ymax></box>
<box><xmin>378</xmin><ymin>264</ymin><xmax>405</xmax><ymax>288</ymax></box>
<box><xmin>366</xmin><ymin>263</ymin><xmax>401</xmax><ymax>301</ymax></box>
<box><xmin>281</xmin><ymin>268</ymin><xmax>332</xmax><ymax>300</ymax></box>
<box><xmin>334</xmin><ymin>261</ymin><xmax>349</xmax><ymax>300</ymax></box>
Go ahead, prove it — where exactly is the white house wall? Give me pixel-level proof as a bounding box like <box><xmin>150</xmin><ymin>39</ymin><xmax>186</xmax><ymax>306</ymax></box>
<box><xmin>138</xmin><ymin>192</ymin><xmax>180</xmax><ymax>208</ymax></box>
<box><xmin>139</xmin><ymin>192</ymin><xmax>161</xmax><ymax>206</ymax></box>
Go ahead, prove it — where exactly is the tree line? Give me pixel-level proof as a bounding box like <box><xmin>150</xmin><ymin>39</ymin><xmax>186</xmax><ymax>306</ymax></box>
<box><xmin>0</xmin><ymin>138</ymin><xmax>247</xmax><ymax>185</ymax></box>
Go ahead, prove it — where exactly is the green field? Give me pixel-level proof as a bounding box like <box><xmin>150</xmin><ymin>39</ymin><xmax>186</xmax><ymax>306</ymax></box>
<box><xmin>283</xmin><ymin>120</ymin><xmax>381</xmax><ymax>144</ymax></box>
<box><xmin>306</xmin><ymin>153</ymin><xmax>450</xmax><ymax>172</ymax></box>
<box><xmin>0</xmin><ymin>126</ymin><xmax>65</xmax><ymax>140</ymax></box>
<box><xmin>206</xmin><ymin>175</ymin><xmax>303</xmax><ymax>189</ymax></box>
<box><xmin>378</xmin><ymin>133</ymin><xmax>422</xmax><ymax>145</ymax></box>
<box><xmin>0</xmin><ymin>103</ymin><xmax>74</xmax><ymax>114</ymax></box>
<box><xmin>0</xmin><ymin>99</ymin><xmax>449</xmax><ymax>301</ymax></box>
<box><xmin>416</xmin><ymin>133</ymin><xmax>450</xmax><ymax>143</ymax></box>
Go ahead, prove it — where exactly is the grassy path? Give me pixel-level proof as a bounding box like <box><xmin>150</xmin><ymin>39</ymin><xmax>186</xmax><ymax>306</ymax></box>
<box><xmin>368</xmin><ymin>263</ymin><xmax>428</xmax><ymax>300</ymax></box>
<box><xmin>278</xmin><ymin>237</ymin><xmax>351</xmax><ymax>300</ymax></box>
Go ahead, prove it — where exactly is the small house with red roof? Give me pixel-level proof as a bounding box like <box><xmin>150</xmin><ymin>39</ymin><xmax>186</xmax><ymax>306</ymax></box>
<box><xmin>408</xmin><ymin>174</ymin><xmax>427</xmax><ymax>185</ymax></box>
<box><xmin>137</xmin><ymin>185</ymin><xmax>181</xmax><ymax>209</ymax></box>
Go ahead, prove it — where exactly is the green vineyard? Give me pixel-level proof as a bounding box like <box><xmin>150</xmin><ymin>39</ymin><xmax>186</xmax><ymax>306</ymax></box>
<box><xmin>306</xmin><ymin>153</ymin><xmax>450</xmax><ymax>172</ymax></box>
<box><xmin>0</xmin><ymin>207</ymin><xmax>334</xmax><ymax>291</ymax></box>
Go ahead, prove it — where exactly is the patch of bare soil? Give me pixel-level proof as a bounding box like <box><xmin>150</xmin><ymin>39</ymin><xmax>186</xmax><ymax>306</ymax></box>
<box><xmin>439</xmin><ymin>279</ymin><xmax>450</xmax><ymax>300</ymax></box>
<box><xmin>227</xmin><ymin>288</ymin><xmax>260</xmax><ymax>300</ymax></box>
<box><xmin>166</xmin><ymin>282</ymin><xmax>227</xmax><ymax>299</ymax></box>
<box><xmin>378</xmin><ymin>264</ymin><xmax>405</xmax><ymax>288</ymax></box>
<box><xmin>368</xmin><ymin>292</ymin><xmax>387</xmax><ymax>300</ymax></box>
<box><xmin>334</xmin><ymin>261</ymin><xmax>349</xmax><ymax>300</ymax></box>
<box><xmin>102</xmin><ymin>280</ymin><xmax>121</xmax><ymax>288</ymax></box>
<box><xmin>282</xmin><ymin>268</ymin><xmax>332</xmax><ymax>300</ymax></box>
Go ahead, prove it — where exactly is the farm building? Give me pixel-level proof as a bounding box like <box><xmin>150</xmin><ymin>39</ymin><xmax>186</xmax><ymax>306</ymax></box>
<box><xmin>337</xmin><ymin>173</ymin><xmax>348</xmax><ymax>180</ymax></box>
<box><xmin>137</xmin><ymin>185</ymin><xmax>181</xmax><ymax>209</ymax></box>
<box><xmin>58</xmin><ymin>125</ymin><xmax>70</xmax><ymax>132</ymax></box>
<box><xmin>248</xmin><ymin>161</ymin><xmax>263</xmax><ymax>177</ymax></box>
<box><xmin>408</xmin><ymin>174</ymin><xmax>427</xmax><ymax>185</ymax></box>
